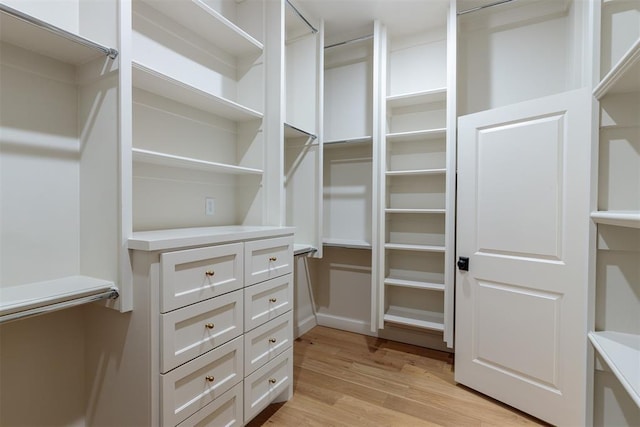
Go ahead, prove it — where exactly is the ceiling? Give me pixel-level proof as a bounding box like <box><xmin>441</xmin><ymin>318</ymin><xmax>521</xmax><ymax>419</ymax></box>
<box><xmin>292</xmin><ymin>0</ymin><xmax>450</xmax><ymax>44</ymax></box>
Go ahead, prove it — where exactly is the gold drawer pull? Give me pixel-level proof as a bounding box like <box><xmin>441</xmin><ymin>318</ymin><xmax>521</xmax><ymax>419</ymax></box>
<box><xmin>268</xmin><ymin>378</ymin><xmax>277</xmax><ymax>384</ymax></box>
<box><xmin>269</xmin><ymin>298</ymin><xmax>277</xmax><ymax>303</ymax></box>
<box><xmin>269</xmin><ymin>257</ymin><xmax>277</xmax><ymax>262</ymax></box>
<box><xmin>205</xmin><ymin>375</ymin><xmax>215</xmax><ymax>382</ymax></box>
<box><xmin>205</xmin><ymin>270</ymin><xmax>215</xmax><ymax>277</ymax></box>
<box><xmin>205</xmin><ymin>323</ymin><xmax>215</xmax><ymax>329</ymax></box>
<box><xmin>269</xmin><ymin>338</ymin><xmax>277</xmax><ymax>343</ymax></box>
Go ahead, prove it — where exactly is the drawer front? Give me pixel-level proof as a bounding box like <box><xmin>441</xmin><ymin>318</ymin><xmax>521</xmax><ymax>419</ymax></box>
<box><xmin>161</xmin><ymin>336</ymin><xmax>243</xmax><ymax>427</ymax></box>
<box><xmin>177</xmin><ymin>382</ymin><xmax>243</xmax><ymax>427</ymax></box>
<box><xmin>244</xmin><ymin>236</ymin><xmax>293</xmax><ymax>286</ymax></box>
<box><xmin>161</xmin><ymin>290</ymin><xmax>243</xmax><ymax>373</ymax></box>
<box><xmin>244</xmin><ymin>311</ymin><xmax>293</xmax><ymax>375</ymax></box>
<box><xmin>244</xmin><ymin>274</ymin><xmax>293</xmax><ymax>332</ymax></box>
<box><xmin>161</xmin><ymin>243</ymin><xmax>243</xmax><ymax>313</ymax></box>
<box><xmin>244</xmin><ymin>348</ymin><xmax>293</xmax><ymax>423</ymax></box>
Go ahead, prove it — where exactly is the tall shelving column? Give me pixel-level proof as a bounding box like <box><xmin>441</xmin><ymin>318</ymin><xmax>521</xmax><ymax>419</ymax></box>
<box><xmin>589</xmin><ymin>0</ymin><xmax>640</xmax><ymax>421</ymax></box>
<box><xmin>129</xmin><ymin>0</ymin><xmax>266</xmax><ymax>231</ymax></box>
<box><xmin>377</xmin><ymin>12</ymin><xmax>454</xmax><ymax>347</ymax></box>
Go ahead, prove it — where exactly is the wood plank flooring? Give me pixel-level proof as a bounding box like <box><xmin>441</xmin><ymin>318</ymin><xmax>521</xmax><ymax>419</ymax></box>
<box><xmin>248</xmin><ymin>326</ymin><xmax>547</xmax><ymax>426</ymax></box>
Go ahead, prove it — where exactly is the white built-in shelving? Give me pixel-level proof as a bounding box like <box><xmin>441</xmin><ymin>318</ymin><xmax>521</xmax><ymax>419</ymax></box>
<box><xmin>384</xmin><ymin>306</ymin><xmax>445</xmax><ymax>332</ymax></box>
<box><xmin>0</xmin><ymin>3</ymin><xmax>124</xmax><ymax>316</ymax></box>
<box><xmin>132</xmin><ymin>148</ymin><xmax>263</xmax><ymax>175</ymax></box>
<box><xmin>590</xmin><ymin>0</ymin><xmax>640</xmax><ymax>420</ymax></box>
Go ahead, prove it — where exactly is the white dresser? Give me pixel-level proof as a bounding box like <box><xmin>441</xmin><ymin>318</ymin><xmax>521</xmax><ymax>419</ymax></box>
<box><xmin>128</xmin><ymin>226</ymin><xmax>295</xmax><ymax>426</ymax></box>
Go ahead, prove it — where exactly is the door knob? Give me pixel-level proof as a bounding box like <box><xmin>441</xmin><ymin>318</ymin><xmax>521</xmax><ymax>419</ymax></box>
<box><xmin>457</xmin><ymin>257</ymin><xmax>469</xmax><ymax>271</ymax></box>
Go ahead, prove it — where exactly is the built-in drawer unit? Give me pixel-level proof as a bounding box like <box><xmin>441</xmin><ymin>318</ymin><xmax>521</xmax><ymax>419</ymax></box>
<box><xmin>244</xmin><ymin>311</ymin><xmax>293</xmax><ymax>375</ymax></box>
<box><xmin>244</xmin><ymin>237</ymin><xmax>294</xmax><ymax>285</ymax></box>
<box><xmin>244</xmin><ymin>348</ymin><xmax>293</xmax><ymax>422</ymax></box>
<box><xmin>176</xmin><ymin>382</ymin><xmax>243</xmax><ymax>427</ymax></box>
<box><xmin>161</xmin><ymin>289</ymin><xmax>243</xmax><ymax>373</ymax></box>
<box><xmin>161</xmin><ymin>243</ymin><xmax>243</xmax><ymax>313</ymax></box>
<box><xmin>161</xmin><ymin>336</ymin><xmax>244</xmax><ymax>426</ymax></box>
<box><xmin>244</xmin><ymin>274</ymin><xmax>293</xmax><ymax>332</ymax></box>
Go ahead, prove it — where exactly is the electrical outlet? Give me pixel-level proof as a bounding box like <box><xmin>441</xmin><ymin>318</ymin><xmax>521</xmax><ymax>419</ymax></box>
<box><xmin>205</xmin><ymin>197</ymin><xmax>215</xmax><ymax>216</ymax></box>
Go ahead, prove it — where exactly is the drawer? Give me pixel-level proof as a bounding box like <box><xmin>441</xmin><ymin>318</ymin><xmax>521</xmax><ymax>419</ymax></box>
<box><xmin>161</xmin><ymin>336</ymin><xmax>243</xmax><ymax>426</ymax></box>
<box><xmin>161</xmin><ymin>243</ymin><xmax>243</xmax><ymax>313</ymax></box>
<box><xmin>244</xmin><ymin>347</ymin><xmax>293</xmax><ymax>423</ymax></box>
<box><xmin>177</xmin><ymin>382</ymin><xmax>243</xmax><ymax>427</ymax></box>
<box><xmin>161</xmin><ymin>289</ymin><xmax>243</xmax><ymax>373</ymax></box>
<box><xmin>244</xmin><ymin>311</ymin><xmax>293</xmax><ymax>375</ymax></box>
<box><xmin>244</xmin><ymin>274</ymin><xmax>293</xmax><ymax>332</ymax></box>
<box><xmin>244</xmin><ymin>236</ymin><xmax>293</xmax><ymax>286</ymax></box>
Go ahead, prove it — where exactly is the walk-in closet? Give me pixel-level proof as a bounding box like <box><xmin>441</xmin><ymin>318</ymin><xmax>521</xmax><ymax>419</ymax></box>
<box><xmin>0</xmin><ymin>0</ymin><xmax>638</xmax><ymax>426</ymax></box>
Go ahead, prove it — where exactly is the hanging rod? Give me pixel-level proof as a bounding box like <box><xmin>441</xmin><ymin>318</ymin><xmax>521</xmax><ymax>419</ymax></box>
<box><xmin>0</xmin><ymin>288</ymin><xmax>119</xmax><ymax>324</ymax></box>
<box><xmin>325</xmin><ymin>34</ymin><xmax>374</xmax><ymax>50</ymax></box>
<box><xmin>457</xmin><ymin>0</ymin><xmax>519</xmax><ymax>15</ymax></box>
<box><xmin>286</xmin><ymin>0</ymin><xmax>318</xmax><ymax>34</ymax></box>
<box><xmin>0</xmin><ymin>3</ymin><xmax>119</xmax><ymax>59</ymax></box>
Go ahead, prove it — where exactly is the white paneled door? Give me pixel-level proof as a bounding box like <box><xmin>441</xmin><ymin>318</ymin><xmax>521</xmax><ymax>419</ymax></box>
<box><xmin>455</xmin><ymin>89</ymin><xmax>592</xmax><ymax>426</ymax></box>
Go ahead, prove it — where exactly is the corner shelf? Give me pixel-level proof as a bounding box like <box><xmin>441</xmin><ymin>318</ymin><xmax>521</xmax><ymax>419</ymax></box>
<box><xmin>594</xmin><ymin>37</ymin><xmax>640</xmax><ymax>99</ymax></box>
<box><xmin>383</xmin><ymin>306</ymin><xmax>445</xmax><ymax>332</ymax></box>
<box><xmin>0</xmin><ymin>276</ymin><xmax>118</xmax><ymax>324</ymax></box>
<box><xmin>132</xmin><ymin>148</ymin><xmax>263</xmax><ymax>175</ymax></box>
<box><xmin>132</xmin><ymin>62</ymin><xmax>263</xmax><ymax>122</ymax></box>
<box><xmin>284</xmin><ymin>122</ymin><xmax>317</xmax><ymax>140</ymax></box>
<box><xmin>387</xmin><ymin>88</ymin><xmax>447</xmax><ymax>108</ymax></box>
<box><xmin>0</xmin><ymin>3</ymin><xmax>118</xmax><ymax>65</ymax></box>
<box><xmin>293</xmin><ymin>244</ymin><xmax>318</xmax><ymax>256</ymax></box>
<box><xmin>323</xmin><ymin>136</ymin><xmax>372</xmax><ymax>146</ymax></box>
<box><xmin>588</xmin><ymin>331</ymin><xmax>640</xmax><ymax>407</ymax></box>
<box><xmin>139</xmin><ymin>0</ymin><xmax>263</xmax><ymax>57</ymax></box>
<box><xmin>591</xmin><ymin>211</ymin><xmax>640</xmax><ymax>229</ymax></box>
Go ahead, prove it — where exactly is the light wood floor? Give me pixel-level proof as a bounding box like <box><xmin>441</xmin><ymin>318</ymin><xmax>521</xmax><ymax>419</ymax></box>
<box><xmin>248</xmin><ymin>326</ymin><xmax>547</xmax><ymax>426</ymax></box>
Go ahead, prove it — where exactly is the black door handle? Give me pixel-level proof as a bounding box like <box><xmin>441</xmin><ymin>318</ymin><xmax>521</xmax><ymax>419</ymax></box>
<box><xmin>457</xmin><ymin>257</ymin><xmax>469</xmax><ymax>271</ymax></box>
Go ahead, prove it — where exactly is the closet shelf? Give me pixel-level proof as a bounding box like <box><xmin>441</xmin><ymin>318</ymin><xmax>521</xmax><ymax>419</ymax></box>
<box><xmin>132</xmin><ymin>148</ymin><xmax>263</xmax><ymax>175</ymax></box>
<box><xmin>384</xmin><ymin>306</ymin><xmax>445</xmax><ymax>332</ymax></box>
<box><xmin>385</xmin><ymin>243</ymin><xmax>446</xmax><ymax>253</ymax></box>
<box><xmin>322</xmin><ymin>239</ymin><xmax>372</xmax><ymax>249</ymax></box>
<box><xmin>384</xmin><ymin>277</ymin><xmax>445</xmax><ymax>292</ymax></box>
<box><xmin>385</xmin><ymin>208</ymin><xmax>446</xmax><ymax>214</ymax></box>
<box><xmin>594</xmin><ymin>37</ymin><xmax>640</xmax><ymax>99</ymax></box>
<box><xmin>387</xmin><ymin>88</ymin><xmax>447</xmax><ymax>108</ymax></box>
<box><xmin>293</xmin><ymin>244</ymin><xmax>318</xmax><ymax>256</ymax></box>
<box><xmin>132</xmin><ymin>62</ymin><xmax>263</xmax><ymax>122</ymax></box>
<box><xmin>140</xmin><ymin>0</ymin><xmax>263</xmax><ymax>57</ymax></box>
<box><xmin>588</xmin><ymin>331</ymin><xmax>640</xmax><ymax>407</ymax></box>
<box><xmin>284</xmin><ymin>123</ymin><xmax>317</xmax><ymax>140</ymax></box>
<box><xmin>591</xmin><ymin>211</ymin><xmax>640</xmax><ymax>229</ymax></box>
<box><xmin>0</xmin><ymin>276</ymin><xmax>118</xmax><ymax>324</ymax></box>
<box><xmin>386</xmin><ymin>168</ymin><xmax>446</xmax><ymax>176</ymax></box>
<box><xmin>0</xmin><ymin>3</ymin><xmax>118</xmax><ymax>65</ymax></box>
<box><xmin>323</xmin><ymin>136</ymin><xmax>372</xmax><ymax>146</ymax></box>
<box><xmin>386</xmin><ymin>129</ymin><xmax>447</xmax><ymax>141</ymax></box>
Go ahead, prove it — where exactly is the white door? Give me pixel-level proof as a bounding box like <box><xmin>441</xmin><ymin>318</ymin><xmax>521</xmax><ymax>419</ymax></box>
<box><xmin>455</xmin><ymin>88</ymin><xmax>592</xmax><ymax>426</ymax></box>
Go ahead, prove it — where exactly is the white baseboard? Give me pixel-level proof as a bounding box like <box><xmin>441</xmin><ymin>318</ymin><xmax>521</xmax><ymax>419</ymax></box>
<box><xmin>294</xmin><ymin>314</ymin><xmax>317</xmax><ymax>339</ymax></box>
<box><xmin>315</xmin><ymin>313</ymin><xmax>375</xmax><ymax>337</ymax></box>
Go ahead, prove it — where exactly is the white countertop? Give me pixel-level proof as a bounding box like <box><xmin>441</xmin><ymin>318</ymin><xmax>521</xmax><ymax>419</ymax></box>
<box><xmin>128</xmin><ymin>225</ymin><xmax>295</xmax><ymax>251</ymax></box>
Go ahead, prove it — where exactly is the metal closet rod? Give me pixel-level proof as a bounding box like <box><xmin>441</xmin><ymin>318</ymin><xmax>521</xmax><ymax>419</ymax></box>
<box><xmin>286</xmin><ymin>0</ymin><xmax>318</xmax><ymax>34</ymax></box>
<box><xmin>325</xmin><ymin>34</ymin><xmax>374</xmax><ymax>49</ymax></box>
<box><xmin>457</xmin><ymin>0</ymin><xmax>519</xmax><ymax>16</ymax></box>
<box><xmin>0</xmin><ymin>3</ymin><xmax>119</xmax><ymax>59</ymax></box>
<box><xmin>0</xmin><ymin>288</ymin><xmax>119</xmax><ymax>324</ymax></box>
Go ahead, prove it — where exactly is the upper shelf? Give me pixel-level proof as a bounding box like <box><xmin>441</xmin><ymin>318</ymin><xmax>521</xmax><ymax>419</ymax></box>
<box><xmin>0</xmin><ymin>276</ymin><xmax>117</xmax><ymax>324</ymax></box>
<box><xmin>132</xmin><ymin>148</ymin><xmax>263</xmax><ymax>176</ymax></box>
<box><xmin>284</xmin><ymin>123</ymin><xmax>317</xmax><ymax>140</ymax></box>
<box><xmin>594</xmin><ymin>37</ymin><xmax>640</xmax><ymax>100</ymax></box>
<box><xmin>0</xmin><ymin>3</ymin><xmax>118</xmax><ymax>65</ymax></box>
<box><xmin>387</xmin><ymin>129</ymin><xmax>447</xmax><ymax>141</ymax></box>
<box><xmin>387</xmin><ymin>88</ymin><xmax>447</xmax><ymax>108</ymax></box>
<box><xmin>132</xmin><ymin>62</ymin><xmax>263</xmax><ymax>122</ymax></box>
<box><xmin>140</xmin><ymin>0</ymin><xmax>262</xmax><ymax>58</ymax></box>
<box><xmin>591</xmin><ymin>211</ymin><xmax>640</xmax><ymax>229</ymax></box>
